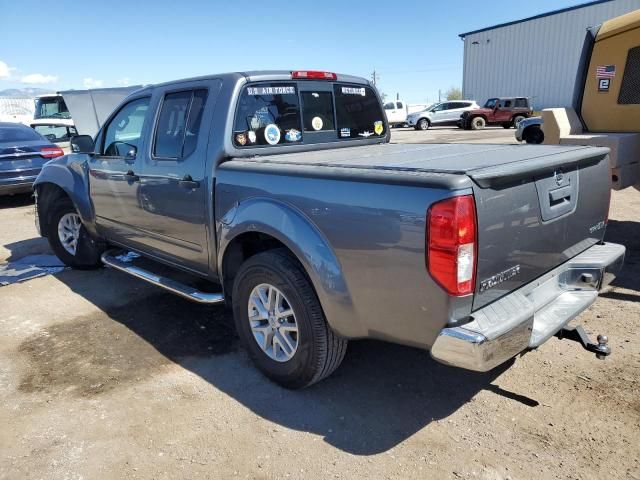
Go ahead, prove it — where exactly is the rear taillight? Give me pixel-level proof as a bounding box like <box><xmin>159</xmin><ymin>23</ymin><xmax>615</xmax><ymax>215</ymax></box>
<box><xmin>40</xmin><ymin>146</ymin><xmax>64</xmax><ymax>158</ymax></box>
<box><xmin>291</xmin><ymin>70</ymin><xmax>337</xmax><ymax>80</ymax></box>
<box><xmin>427</xmin><ymin>195</ymin><xmax>477</xmax><ymax>296</ymax></box>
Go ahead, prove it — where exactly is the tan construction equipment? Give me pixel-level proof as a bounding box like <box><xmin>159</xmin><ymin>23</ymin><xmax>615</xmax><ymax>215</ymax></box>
<box><xmin>543</xmin><ymin>9</ymin><xmax>640</xmax><ymax>190</ymax></box>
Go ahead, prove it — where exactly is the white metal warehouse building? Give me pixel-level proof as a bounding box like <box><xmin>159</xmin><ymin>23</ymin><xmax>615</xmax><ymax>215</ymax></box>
<box><xmin>460</xmin><ymin>0</ymin><xmax>640</xmax><ymax>110</ymax></box>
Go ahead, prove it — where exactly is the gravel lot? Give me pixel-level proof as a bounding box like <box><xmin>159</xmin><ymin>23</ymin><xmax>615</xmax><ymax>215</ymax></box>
<box><xmin>1</xmin><ymin>130</ymin><xmax>638</xmax><ymax>479</ymax></box>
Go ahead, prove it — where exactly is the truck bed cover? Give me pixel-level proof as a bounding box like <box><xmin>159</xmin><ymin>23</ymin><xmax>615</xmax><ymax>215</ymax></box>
<box><xmin>227</xmin><ymin>143</ymin><xmax>609</xmax><ymax>188</ymax></box>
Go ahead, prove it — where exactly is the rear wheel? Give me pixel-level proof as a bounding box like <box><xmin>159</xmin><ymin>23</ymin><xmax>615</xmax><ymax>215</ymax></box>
<box><xmin>232</xmin><ymin>249</ymin><xmax>347</xmax><ymax>389</ymax></box>
<box><xmin>416</xmin><ymin>118</ymin><xmax>430</xmax><ymax>130</ymax></box>
<box><xmin>524</xmin><ymin>126</ymin><xmax>544</xmax><ymax>144</ymax></box>
<box><xmin>46</xmin><ymin>199</ymin><xmax>103</xmax><ymax>269</ymax></box>
<box><xmin>470</xmin><ymin>117</ymin><xmax>486</xmax><ymax>130</ymax></box>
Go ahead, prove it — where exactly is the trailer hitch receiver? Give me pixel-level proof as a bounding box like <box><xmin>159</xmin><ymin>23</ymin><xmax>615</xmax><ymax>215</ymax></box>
<box><xmin>555</xmin><ymin>325</ymin><xmax>611</xmax><ymax>360</ymax></box>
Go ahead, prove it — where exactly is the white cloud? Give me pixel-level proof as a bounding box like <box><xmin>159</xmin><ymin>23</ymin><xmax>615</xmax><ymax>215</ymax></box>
<box><xmin>21</xmin><ymin>73</ymin><xmax>58</xmax><ymax>84</ymax></box>
<box><xmin>116</xmin><ymin>77</ymin><xmax>130</xmax><ymax>86</ymax></box>
<box><xmin>0</xmin><ymin>60</ymin><xmax>15</xmax><ymax>79</ymax></box>
<box><xmin>83</xmin><ymin>77</ymin><xmax>103</xmax><ymax>89</ymax></box>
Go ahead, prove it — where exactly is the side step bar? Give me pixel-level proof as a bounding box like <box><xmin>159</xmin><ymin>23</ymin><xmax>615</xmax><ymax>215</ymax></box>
<box><xmin>101</xmin><ymin>250</ymin><xmax>225</xmax><ymax>305</ymax></box>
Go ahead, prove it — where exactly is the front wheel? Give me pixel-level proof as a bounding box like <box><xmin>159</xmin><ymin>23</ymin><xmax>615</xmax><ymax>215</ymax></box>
<box><xmin>232</xmin><ymin>249</ymin><xmax>348</xmax><ymax>389</ymax></box>
<box><xmin>470</xmin><ymin>117</ymin><xmax>486</xmax><ymax>130</ymax></box>
<box><xmin>524</xmin><ymin>126</ymin><xmax>544</xmax><ymax>144</ymax></box>
<box><xmin>416</xmin><ymin>118</ymin><xmax>430</xmax><ymax>130</ymax></box>
<box><xmin>46</xmin><ymin>199</ymin><xmax>103</xmax><ymax>269</ymax></box>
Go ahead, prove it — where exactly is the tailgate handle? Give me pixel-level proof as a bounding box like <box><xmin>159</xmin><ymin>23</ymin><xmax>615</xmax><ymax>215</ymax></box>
<box><xmin>549</xmin><ymin>185</ymin><xmax>572</xmax><ymax>206</ymax></box>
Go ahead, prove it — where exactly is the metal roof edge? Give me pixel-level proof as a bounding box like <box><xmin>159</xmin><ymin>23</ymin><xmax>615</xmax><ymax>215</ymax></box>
<box><xmin>458</xmin><ymin>0</ymin><xmax>613</xmax><ymax>38</ymax></box>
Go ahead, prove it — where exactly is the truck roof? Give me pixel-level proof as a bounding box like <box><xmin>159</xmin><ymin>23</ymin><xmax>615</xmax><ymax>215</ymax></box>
<box><xmin>135</xmin><ymin>71</ymin><xmax>371</xmax><ymax>93</ymax></box>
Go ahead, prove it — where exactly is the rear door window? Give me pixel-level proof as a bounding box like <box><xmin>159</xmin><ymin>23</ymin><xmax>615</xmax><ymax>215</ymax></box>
<box><xmin>334</xmin><ymin>85</ymin><xmax>386</xmax><ymax>139</ymax></box>
<box><xmin>233</xmin><ymin>83</ymin><xmax>301</xmax><ymax>146</ymax></box>
<box><xmin>153</xmin><ymin>89</ymin><xmax>208</xmax><ymax>159</ymax></box>
<box><xmin>301</xmin><ymin>91</ymin><xmax>335</xmax><ymax>132</ymax></box>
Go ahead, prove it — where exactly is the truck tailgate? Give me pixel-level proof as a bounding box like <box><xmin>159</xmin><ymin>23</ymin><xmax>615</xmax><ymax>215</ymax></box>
<box><xmin>469</xmin><ymin>146</ymin><xmax>611</xmax><ymax>310</ymax></box>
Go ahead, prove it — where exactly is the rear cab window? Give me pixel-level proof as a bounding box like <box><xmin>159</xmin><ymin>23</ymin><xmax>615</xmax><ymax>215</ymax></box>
<box><xmin>233</xmin><ymin>81</ymin><xmax>386</xmax><ymax>147</ymax></box>
<box><xmin>233</xmin><ymin>84</ymin><xmax>301</xmax><ymax>146</ymax></box>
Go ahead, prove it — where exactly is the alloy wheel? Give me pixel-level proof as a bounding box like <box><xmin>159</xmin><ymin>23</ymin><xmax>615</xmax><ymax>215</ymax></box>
<box><xmin>57</xmin><ymin>212</ymin><xmax>82</xmax><ymax>256</ymax></box>
<box><xmin>248</xmin><ymin>283</ymin><xmax>299</xmax><ymax>362</ymax></box>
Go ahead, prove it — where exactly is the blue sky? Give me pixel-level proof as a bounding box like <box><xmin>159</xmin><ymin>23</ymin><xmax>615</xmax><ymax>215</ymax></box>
<box><xmin>1</xmin><ymin>0</ymin><xmax>588</xmax><ymax>103</ymax></box>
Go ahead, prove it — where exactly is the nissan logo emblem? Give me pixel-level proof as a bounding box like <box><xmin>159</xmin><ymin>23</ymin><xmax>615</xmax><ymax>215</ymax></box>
<box><xmin>554</xmin><ymin>170</ymin><xmax>564</xmax><ymax>186</ymax></box>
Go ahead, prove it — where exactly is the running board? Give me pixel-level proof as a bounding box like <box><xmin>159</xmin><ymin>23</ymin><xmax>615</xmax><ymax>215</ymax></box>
<box><xmin>101</xmin><ymin>250</ymin><xmax>225</xmax><ymax>305</ymax></box>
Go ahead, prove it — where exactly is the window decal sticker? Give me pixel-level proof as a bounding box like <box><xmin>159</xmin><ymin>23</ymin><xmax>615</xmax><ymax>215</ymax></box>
<box><xmin>342</xmin><ymin>87</ymin><xmax>366</xmax><ymax>96</ymax></box>
<box><xmin>264</xmin><ymin>124</ymin><xmax>281</xmax><ymax>145</ymax></box>
<box><xmin>247</xmin><ymin>86</ymin><xmax>296</xmax><ymax>95</ymax></box>
<box><xmin>285</xmin><ymin>129</ymin><xmax>301</xmax><ymax>142</ymax></box>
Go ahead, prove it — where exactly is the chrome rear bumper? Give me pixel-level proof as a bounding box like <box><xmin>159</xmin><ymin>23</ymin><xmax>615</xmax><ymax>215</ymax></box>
<box><xmin>430</xmin><ymin>242</ymin><xmax>625</xmax><ymax>372</ymax></box>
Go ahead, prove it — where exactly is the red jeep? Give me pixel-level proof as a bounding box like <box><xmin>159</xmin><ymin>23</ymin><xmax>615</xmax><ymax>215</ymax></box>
<box><xmin>459</xmin><ymin>97</ymin><xmax>532</xmax><ymax>130</ymax></box>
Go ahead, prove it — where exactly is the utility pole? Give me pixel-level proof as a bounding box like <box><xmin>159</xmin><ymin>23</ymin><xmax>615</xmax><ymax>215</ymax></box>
<box><xmin>438</xmin><ymin>89</ymin><xmax>441</xmax><ymax>102</ymax></box>
<box><xmin>371</xmin><ymin>69</ymin><xmax>380</xmax><ymax>86</ymax></box>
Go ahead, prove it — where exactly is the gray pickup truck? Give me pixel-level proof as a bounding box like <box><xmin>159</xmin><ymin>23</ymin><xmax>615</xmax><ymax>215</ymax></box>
<box><xmin>34</xmin><ymin>70</ymin><xmax>625</xmax><ymax>389</ymax></box>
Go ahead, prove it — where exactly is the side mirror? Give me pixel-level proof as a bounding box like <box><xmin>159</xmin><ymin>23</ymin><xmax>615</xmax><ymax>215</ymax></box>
<box><xmin>70</xmin><ymin>135</ymin><xmax>94</xmax><ymax>154</ymax></box>
<box><xmin>125</xmin><ymin>145</ymin><xmax>137</xmax><ymax>159</ymax></box>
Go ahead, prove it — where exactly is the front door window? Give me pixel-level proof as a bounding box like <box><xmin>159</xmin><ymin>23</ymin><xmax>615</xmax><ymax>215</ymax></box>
<box><xmin>102</xmin><ymin>97</ymin><xmax>150</xmax><ymax>156</ymax></box>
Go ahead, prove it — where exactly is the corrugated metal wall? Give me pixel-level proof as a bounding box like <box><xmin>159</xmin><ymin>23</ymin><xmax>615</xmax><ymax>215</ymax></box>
<box><xmin>461</xmin><ymin>0</ymin><xmax>640</xmax><ymax>110</ymax></box>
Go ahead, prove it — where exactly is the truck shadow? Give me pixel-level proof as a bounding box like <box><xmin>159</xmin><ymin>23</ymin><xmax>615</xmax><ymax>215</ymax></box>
<box><xmin>0</xmin><ymin>193</ymin><xmax>33</xmax><ymax>209</ymax></box>
<box><xmin>604</xmin><ymin>219</ymin><xmax>640</xmax><ymax>294</ymax></box>
<box><xmin>46</xmin><ymin>269</ymin><xmax>527</xmax><ymax>456</ymax></box>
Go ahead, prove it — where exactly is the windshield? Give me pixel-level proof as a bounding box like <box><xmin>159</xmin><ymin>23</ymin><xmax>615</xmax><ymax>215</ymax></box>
<box><xmin>483</xmin><ymin>98</ymin><xmax>498</xmax><ymax>109</ymax></box>
<box><xmin>34</xmin><ymin>96</ymin><xmax>71</xmax><ymax>120</ymax></box>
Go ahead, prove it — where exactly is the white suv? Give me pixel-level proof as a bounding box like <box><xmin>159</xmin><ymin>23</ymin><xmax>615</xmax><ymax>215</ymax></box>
<box><xmin>407</xmin><ymin>100</ymin><xmax>479</xmax><ymax>130</ymax></box>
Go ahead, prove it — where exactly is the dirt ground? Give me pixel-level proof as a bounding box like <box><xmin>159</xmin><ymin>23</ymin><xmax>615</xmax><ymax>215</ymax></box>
<box><xmin>1</xmin><ymin>136</ymin><xmax>639</xmax><ymax>479</ymax></box>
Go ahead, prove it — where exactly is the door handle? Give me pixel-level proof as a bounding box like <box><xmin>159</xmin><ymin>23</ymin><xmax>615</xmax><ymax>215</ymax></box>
<box><xmin>178</xmin><ymin>174</ymin><xmax>200</xmax><ymax>189</ymax></box>
<box><xmin>124</xmin><ymin>170</ymin><xmax>139</xmax><ymax>182</ymax></box>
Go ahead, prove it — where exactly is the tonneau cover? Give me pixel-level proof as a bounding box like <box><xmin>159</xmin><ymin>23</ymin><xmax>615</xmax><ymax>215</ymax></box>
<box><xmin>233</xmin><ymin>143</ymin><xmax>609</xmax><ymax>188</ymax></box>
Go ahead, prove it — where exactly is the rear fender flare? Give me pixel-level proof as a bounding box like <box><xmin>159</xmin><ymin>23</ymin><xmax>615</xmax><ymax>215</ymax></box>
<box><xmin>33</xmin><ymin>154</ymin><xmax>97</xmax><ymax>236</ymax></box>
<box><xmin>218</xmin><ymin>197</ymin><xmax>361</xmax><ymax>338</ymax></box>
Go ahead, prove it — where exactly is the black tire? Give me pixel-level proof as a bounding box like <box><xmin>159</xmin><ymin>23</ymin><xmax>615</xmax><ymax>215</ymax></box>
<box><xmin>470</xmin><ymin>117</ymin><xmax>485</xmax><ymax>130</ymax></box>
<box><xmin>416</xmin><ymin>118</ymin><xmax>430</xmax><ymax>131</ymax></box>
<box><xmin>502</xmin><ymin>122</ymin><xmax>512</xmax><ymax>129</ymax></box>
<box><xmin>46</xmin><ymin>198</ymin><xmax>103</xmax><ymax>269</ymax></box>
<box><xmin>232</xmin><ymin>249</ymin><xmax>347</xmax><ymax>389</ymax></box>
<box><xmin>524</xmin><ymin>126</ymin><xmax>544</xmax><ymax>144</ymax></box>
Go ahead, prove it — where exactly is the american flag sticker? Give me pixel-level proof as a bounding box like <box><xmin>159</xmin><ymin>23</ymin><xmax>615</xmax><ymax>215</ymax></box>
<box><xmin>596</xmin><ymin>65</ymin><xmax>616</xmax><ymax>78</ymax></box>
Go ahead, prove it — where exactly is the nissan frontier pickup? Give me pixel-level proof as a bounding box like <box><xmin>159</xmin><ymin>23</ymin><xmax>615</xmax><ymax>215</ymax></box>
<box><xmin>34</xmin><ymin>70</ymin><xmax>624</xmax><ymax>388</ymax></box>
